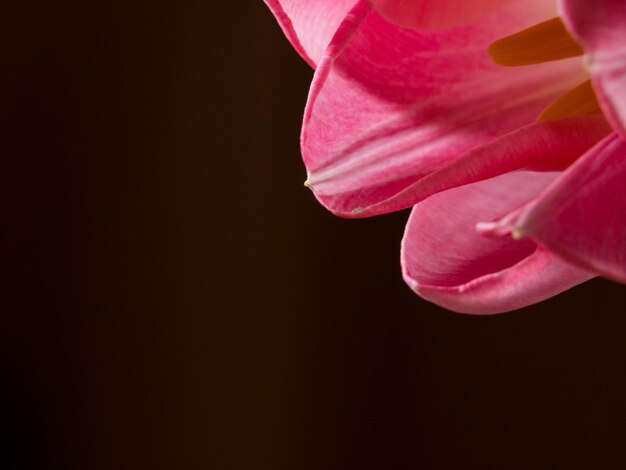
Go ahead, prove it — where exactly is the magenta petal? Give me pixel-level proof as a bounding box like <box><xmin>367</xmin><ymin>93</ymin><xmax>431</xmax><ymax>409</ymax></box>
<box><xmin>560</xmin><ymin>0</ymin><xmax>626</xmax><ymax>135</ymax></box>
<box><xmin>513</xmin><ymin>133</ymin><xmax>626</xmax><ymax>283</ymax></box>
<box><xmin>358</xmin><ymin>116</ymin><xmax>611</xmax><ymax>217</ymax></box>
<box><xmin>264</xmin><ymin>0</ymin><xmax>358</xmax><ymax>67</ymax></box>
<box><xmin>368</xmin><ymin>0</ymin><xmax>515</xmax><ymax>29</ymax></box>
<box><xmin>304</xmin><ymin>1</ymin><xmax>586</xmax><ymax>217</ymax></box>
<box><xmin>401</xmin><ymin>171</ymin><xmax>595</xmax><ymax>314</ymax></box>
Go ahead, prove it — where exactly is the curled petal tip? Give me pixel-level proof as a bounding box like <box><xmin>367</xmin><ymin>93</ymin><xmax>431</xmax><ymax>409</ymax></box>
<box><xmin>511</xmin><ymin>229</ymin><xmax>524</xmax><ymax>240</ymax></box>
<box><xmin>476</xmin><ymin>221</ymin><xmax>511</xmax><ymax>238</ymax></box>
<box><xmin>476</xmin><ymin>209</ymin><xmax>526</xmax><ymax>240</ymax></box>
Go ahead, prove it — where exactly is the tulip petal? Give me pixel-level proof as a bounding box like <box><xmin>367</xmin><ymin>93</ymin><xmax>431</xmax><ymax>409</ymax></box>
<box><xmin>559</xmin><ymin>0</ymin><xmax>626</xmax><ymax>135</ymax></box>
<box><xmin>358</xmin><ymin>116</ymin><xmax>611</xmax><ymax>217</ymax></box>
<box><xmin>401</xmin><ymin>171</ymin><xmax>595</xmax><ymax>314</ymax></box>
<box><xmin>368</xmin><ymin>0</ymin><xmax>515</xmax><ymax>29</ymax></box>
<box><xmin>512</xmin><ymin>133</ymin><xmax>626</xmax><ymax>283</ymax></box>
<box><xmin>304</xmin><ymin>1</ymin><xmax>586</xmax><ymax>217</ymax></box>
<box><xmin>264</xmin><ymin>0</ymin><xmax>358</xmax><ymax>67</ymax></box>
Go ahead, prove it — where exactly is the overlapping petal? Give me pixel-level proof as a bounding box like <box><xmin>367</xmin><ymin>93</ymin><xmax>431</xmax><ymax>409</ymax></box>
<box><xmin>264</xmin><ymin>0</ymin><xmax>357</xmax><ymax>67</ymax></box>
<box><xmin>401</xmin><ymin>171</ymin><xmax>595</xmax><ymax>314</ymax></box>
<box><xmin>559</xmin><ymin>0</ymin><xmax>626</xmax><ymax>134</ymax></box>
<box><xmin>511</xmin><ymin>133</ymin><xmax>626</xmax><ymax>283</ymax></box>
<box><xmin>368</xmin><ymin>0</ymin><xmax>512</xmax><ymax>29</ymax></box>
<box><xmin>357</xmin><ymin>116</ymin><xmax>611</xmax><ymax>216</ymax></box>
<box><xmin>304</xmin><ymin>0</ymin><xmax>585</xmax><ymax>217</ymax></box>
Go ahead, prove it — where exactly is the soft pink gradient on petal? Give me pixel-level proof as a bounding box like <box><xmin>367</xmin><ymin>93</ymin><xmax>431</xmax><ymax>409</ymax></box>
<box><xmin>560</xmin><ymin>0</ymin><xmax>626</xmax><ymax>135</ymax></box>
<box><xmin>512</xmin><ymin>133</ymin><xmax>626</xmax><ymax>284</ymax></box>
<box><xmin>368</xmin><ymin>0</ymin><xmax>513</xmax><ymax>29</ymax></box>
<box><xmin>401</xmin><ymin>171</ymin><xmax>595</xmax><ymax>314</ymax></box>
<box><xmin>357</xmin><ymin>116</ymin><xmax>611</xmax><ymax>217</ymax></box>
<box><xmin>264</xmin><ymin>0</ymin><xmax>358</xmax><ymax>67</ymax></box>
<box><xmin>304</xmin><ymin>1</ymin><xmax>585</xmax><ymax>217</ymax></box>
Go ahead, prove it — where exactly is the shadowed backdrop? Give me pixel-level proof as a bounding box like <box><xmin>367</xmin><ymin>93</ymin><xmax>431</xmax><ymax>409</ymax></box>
<box><xmin>1</xmin><ymin>2</ymin><xmax>626</xmax><ymax>469</ymax></box>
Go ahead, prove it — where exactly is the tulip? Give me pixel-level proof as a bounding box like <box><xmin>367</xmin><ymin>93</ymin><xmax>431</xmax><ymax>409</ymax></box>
<box><xmin>264</xmin><ymin>0</ymin><xmax>626</xmax><ymax>313</ymax></box>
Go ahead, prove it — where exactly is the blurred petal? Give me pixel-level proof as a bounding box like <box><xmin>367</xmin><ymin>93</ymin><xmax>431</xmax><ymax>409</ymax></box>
<box><xmin>368</xmin><ymin>0</ymin><xmax>514</xmax><ymax>29</ymax></box>
<box><xmin>304</xmin><ymin>1</ymin><xmax>585</xmax><ymax>217</ymax></box>
<box><xmin>559</xmin><ymin>0</ymin><xmax>626</xmax><ymax>134</ymax></box>
<box><xmin>513</xmin><ymin>133</ymin><xmax>626</xmax><ymax>283</ymax></box>
<box><xmin>264</xmin><ymin>0</ymin><xmax>358</xmax><ymax>67</ymax></box>
<box><xmin>358</xmin><ymin>116</ymin><xmax>611</xmax><ymax>216</ymax></box>
<box><xmin>401</xmin><ymin>171</ymin><xmax>595</xmax><ymax>314</ymax></box>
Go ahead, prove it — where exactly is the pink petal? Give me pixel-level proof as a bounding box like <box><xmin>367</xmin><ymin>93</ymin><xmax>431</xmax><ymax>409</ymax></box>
<box><xmin>304</xmin><ymin>1</ymin><xmax>586</xmax><ymax>217</ymax></box>
<box><xmin>511</xmin><ymin>132</ymin><xmax>626</xmax><ymax>283</ymax></box>
<box><xmin>401</xmin><ymin>171</ymin><xmax>595</xmax><ymax>314</ymax></box>
<box><xmin>358</xmin><ymin>116</ymin><xmax>611</xmax><ymax>217</ymax></box>
<box><xmin>368</xmin><ymin>0</ymin><xmax>514</xmax><ymax>29</ymax></box>
<box><xmin>559</xmin><ymin>0</ymin><xmax>626</xmax><ymax>135</ymax></box>
<box><xmin>264</xmin><ymin>0</ymin><xmax>358</xmax><ymax>67</ymax></box>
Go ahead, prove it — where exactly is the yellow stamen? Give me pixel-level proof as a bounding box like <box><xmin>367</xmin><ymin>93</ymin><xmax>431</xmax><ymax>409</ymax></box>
<box><xmin>537</xmin><ymin>80</ymin><xmax>602</xmax><ymax>121</ymax></box>
<box><xmin>488</xmin><ymin>17</ymin><xmax>584</xmax><ymax>66</ymax></box>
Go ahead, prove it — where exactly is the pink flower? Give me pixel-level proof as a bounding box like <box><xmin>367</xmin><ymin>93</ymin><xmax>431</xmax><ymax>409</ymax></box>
<box><xmin>264</xmin><ymin>0</ymin><xmax>626</xmax><ymax>314</ymax></box>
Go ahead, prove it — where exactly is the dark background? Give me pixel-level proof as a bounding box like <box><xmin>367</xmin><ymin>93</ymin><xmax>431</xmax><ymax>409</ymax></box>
<box><xmin>2</xmin><ymin>2</ymin><xmax>626</xmax><ymax>469</ymax></box>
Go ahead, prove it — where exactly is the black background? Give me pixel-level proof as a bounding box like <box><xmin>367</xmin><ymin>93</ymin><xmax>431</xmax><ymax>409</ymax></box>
<box><xmin>2</xmin><ymin>2</ymin><xmax>626</xmax><ymax>468</ymax></box>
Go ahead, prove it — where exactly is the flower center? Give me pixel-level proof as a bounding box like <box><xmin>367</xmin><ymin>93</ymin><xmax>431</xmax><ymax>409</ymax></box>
<box><xmin>488</xmin><ymin>17</ymin><xmax>602</xmax><ymax>122</ymax></box>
